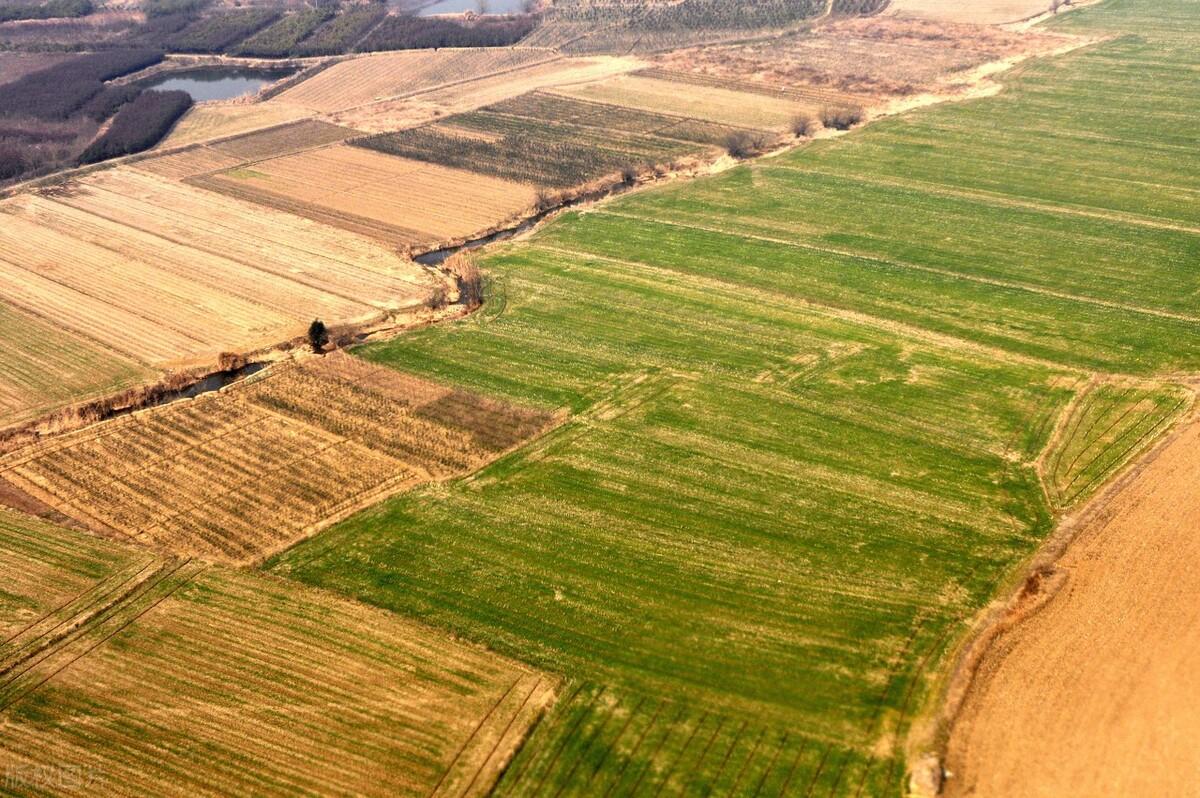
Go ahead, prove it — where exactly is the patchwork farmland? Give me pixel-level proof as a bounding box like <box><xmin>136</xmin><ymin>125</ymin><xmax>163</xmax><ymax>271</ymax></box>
<box><xmin>0</xmin><ymin>0</ymin><xmax>1195</xmax><ymax>794</ymax></box>
<box><xmin>0</xmin><ymin>353</ymin><xmax>555</xmax><ymax>564</ymax></box>
<box><xmin>0</xmin><ymin>509</ymin><xmax>557</xmax><ymax>797</ymax></box>
<box><xmin>271</xmin><ymin>0</ymin><xmax>1200</xmax><ymax>794</ymax></box>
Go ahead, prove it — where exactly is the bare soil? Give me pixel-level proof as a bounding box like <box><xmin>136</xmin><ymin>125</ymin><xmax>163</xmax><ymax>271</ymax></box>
<box><xmin>943</xmin><ymin>417</ymin><xmax>1200</xmax><ymax>797</ymax></box>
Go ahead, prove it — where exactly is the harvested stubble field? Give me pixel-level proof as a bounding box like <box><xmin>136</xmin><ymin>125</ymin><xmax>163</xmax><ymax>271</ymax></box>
<box><xmin>0</xmin><ymin>168</ymin><xmax>434</xmax><ymax>366</ymax></box>
<box><xmin>273</xmin><ymin>0</ymin><xmax>1200</xmax><ymax>792</ymax></box>
<box><xmin>0</xmin><ymin>299</ymin><xmax>152</xmax><ymax>430</ymax></box>
<box><xmin>651</xmin><ymin>16</ymin><xmax>1063</xmax><ymax>99</ymax></box>
<box><xmin>355</xmin><ymin>93</ymin><xmax>754</xmax><ymax>190</ymax></box>
<box><xmin>0</xmin><ymin>508</ymin><xmax>556</xmax><ymax>798</ymax></box>
<box><xmin>547</xmin><ymin>73</ymin><xmax>802</xmax><ymax>129</ymax></box>
<box><xmin>0</xmin><ymin>353</ymin><xmax>555</xmax><ymax>565</ymax></box>
<box><xmin>272</xmin><ymin>47</ymin><xmax>560</xmax><ymax>113</ymax></box>
<box><xmin>192</xmin><ymin>144</ymin><xmax>539</xmax><ymax>248</ymax></box>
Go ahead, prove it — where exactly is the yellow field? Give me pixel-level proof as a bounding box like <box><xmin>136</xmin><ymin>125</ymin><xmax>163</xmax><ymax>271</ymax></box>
<box><xmin>158</xmin><ymin>101</ymin><xmax>313</xmax><ymax>149</ymax></box>
<box><xmin>131</xmin><ymin>145</ymin><xmax>245</xmax><ymax>179</ymax></box>
<box><xmin>0</xmin><ymin>353</ymin><xmax>556</xmax><ymax>564</ymax></box>
<box><xmin>0</xmin><ymin>169</ymin><xmax>434</xmax><ymax>367</ymax></box>
<box><xmin>195</xmin><ymin>144</ymin><xmax>540</xmax><ymax>248</ymax></box>
<box><xmin>548</xmin><ymin>73</ymin><xmax>802</xmax><ymax>129</ymax></box>
<box><xmin>273</xmin><ymin>47</ymin><xmax>560</xmax><ymax>113</ymax></box>
<box><xmin>0</xmin><ymin>509</ymin><xmax>558</xmax><ymax>797</ymax></box>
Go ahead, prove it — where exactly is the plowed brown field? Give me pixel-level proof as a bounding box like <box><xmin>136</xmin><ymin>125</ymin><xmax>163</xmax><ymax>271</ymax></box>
<box><xmin>944</xmin><ymin>416</ymin><xmax>1200</xmax><ymax>797</ymax></box>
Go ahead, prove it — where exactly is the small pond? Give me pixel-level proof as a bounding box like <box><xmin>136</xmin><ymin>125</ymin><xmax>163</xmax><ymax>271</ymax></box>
<box><xmin>417</xmin><ymin>0</ymin><xmax>527</xmax><ymax>14</ymax></box>
<box><xmin>141</xmin><ymin>67</ymin><xmax>297</xmax><ymax>102</ymax></box>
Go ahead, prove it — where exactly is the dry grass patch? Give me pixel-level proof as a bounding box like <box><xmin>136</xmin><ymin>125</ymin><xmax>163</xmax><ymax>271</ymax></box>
<box><xmin>0</xmin><ymin>169</ymin><xmax>433</xmax><ymax>366</ymax></box>
<box><xmin>652</xmin><ymin>17</ymin><xmax>1056</xmax><ymax>99</ymax></box>
<box><xmin>0</xmin><ymin>508</ymin><xmax>558</xmax><ymax>798</ymax></box>
<box><xmin>193</xmin><ymin>144</ymin><xmax>539</xmax><ymax>248</ymax></box>
<box><xmin>0</xmin><ymin>353</ymin><xmax>557</xmax><ymax>565</ymax></box>
<box><xmin>888</xmin><ymin>0</ymin><xmax>1054</xmax><ymax>25</ymax></box>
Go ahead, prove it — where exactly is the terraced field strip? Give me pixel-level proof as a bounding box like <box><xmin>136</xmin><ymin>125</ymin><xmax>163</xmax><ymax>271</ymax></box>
<box><xmin>274</xmin><ymin>47</ymin><xmax>561</xmax><ymax>113</ymax></box>
<box><xmin>274</xmin><ymin>1</ymin><xmax>1200</xmax><ymax>793</ymax></box>
<box><xmin>0</xmin><ymin>353</ymin><xmax>557</xmax><ymax>564</ymax></box>
<box><xmin>1040</xmin><ymin>378</ymin><xmax>1193</xmax><ymax>509</ymax></box>
<box><xmin>0</xmin><ymin>168</ymin><xmax>434</xmax><ymax>366</ymax></box>
<box><xmin>0</xmin><ymin>511</ymin><xmax>557</xmax><ymax>797</ymax></box>
<box><xmin>192</xmin><ymin>144</ymin><xmax>539</xmax><ymax>247</ymax></box>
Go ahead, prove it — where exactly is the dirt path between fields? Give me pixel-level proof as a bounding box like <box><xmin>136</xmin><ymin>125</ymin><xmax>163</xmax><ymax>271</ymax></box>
<box><xmin>938</xmin><ymin>410</ymin><xmax>1200</xmax><ymax>797</ymax></box>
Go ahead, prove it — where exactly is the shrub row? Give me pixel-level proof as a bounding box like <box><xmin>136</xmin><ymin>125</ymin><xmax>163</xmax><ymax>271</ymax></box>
<box><xmin>0</xmin><ymin>0</ymin><xmax>92</xmax><ymax>23</ymax></box>
<box><xmin>0</xmin><ymin>49</ymin><xmax>162</xmax><ymax>120</ymax></box>
<box><xmin>229</xmin><ymin>7</ymin><xmax>334</xmax><ymax>57</ymax></box>
<box><xmin>164</xmin><ymin>7</ymin><xmax>280</xmax><ymax>53</ymax></box>
<box><xmin>78</xmin><ymin>88</ymin><xmax>190</xmax><ymax>163</ymax></box>
<box><xmin>358</xmin><ymin>14</ymin><xmax>537</xmax><ymax>52</ymax></box>
<box><xmin>142</xmin><ymin>0</ymin><xmax>209</xmax><ymax>19</ymax></box>
<box><xmin>292</xmin><ymin>5</ymin><xmax>385</xmax><ymax>56</ymax></box>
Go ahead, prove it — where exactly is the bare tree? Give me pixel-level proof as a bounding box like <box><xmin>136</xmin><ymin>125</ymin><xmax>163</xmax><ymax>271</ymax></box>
<box><xmin>790</xmin><ymin>113</ymin><xmax>818</xmax><ymax>137</ymax></box>
<box><xmin>446</xmin><ymin>253</ymin><xmax>484</xmax><ymax>310</ymax></box>
<box><xmin>820</xmin><ymin>105</ymin><xmax>864</xmax><ymax>131</ymax></box>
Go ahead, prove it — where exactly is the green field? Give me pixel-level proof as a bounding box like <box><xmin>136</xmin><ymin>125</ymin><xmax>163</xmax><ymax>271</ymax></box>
<box><xmin>272</xmin><ymin>0</ymin><xmax>1199</xmax><ymax>794</ymax></box>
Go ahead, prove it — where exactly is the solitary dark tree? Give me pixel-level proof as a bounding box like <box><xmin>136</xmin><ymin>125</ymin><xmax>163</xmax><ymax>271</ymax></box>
<box><xmin>307</xmin><ymin>319</ymin><xmax>329</xmax><ymax>353</ymax></box>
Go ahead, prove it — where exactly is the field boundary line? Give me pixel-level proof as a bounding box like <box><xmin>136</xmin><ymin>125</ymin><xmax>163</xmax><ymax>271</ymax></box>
<box><xmin>427</xmin><ymin>673</ymin><xmax>524</xmax><ymax>798</ymax></box>
<box><xmin>763</xmin><ymin>162</ymin><xmax>1200</xmax><ymax>237</ymax></box>
<box><xmin>595</xmin><ymin>210</ymin><xmax>1200</xmax><ymax>325</ymax></box>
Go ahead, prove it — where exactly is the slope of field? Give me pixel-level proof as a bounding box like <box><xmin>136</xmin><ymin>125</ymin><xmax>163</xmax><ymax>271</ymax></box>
<box><xmin>944</xmin><ymin>416</ymin><xmax>1200</xmax><ymax>797</ymax></box>
<box><xmin>549</xmin><ymin>73</ymin><xmax>801</xmax><ymax>129</ymax></box>
<box><xmin>0</xmin><ymin>509</ymin><xmax>557</xmax><ymax>797</ymax></box>
<box><xmin>274</xmin><ymin>47</ymin><xmax>560</xmax><ymax>113</ymax></box>
<box><xmin>0</xmin><ymin>169</ymin><xmax>434</xmax><ymax>366</ymax></box>
<box><xmin>273</xmin><ymin>0</ymin><xmax>1200</xmax><ymax>792</ymax></box>
<box><xmin>193</xmin><ymin>144</ymin><xmax>540</xmax><ymax>248</ymax></box>
<box><xmin>157</xmin><ymin>101</ymin><xmax>312</xmax><ymax>149</ymax></box>
<box><xmin>0</xmin><ymin>300</ymin><xmax>153</xmax><ymax>430</ymax></box>
<box><xmin>0</xmin><ymin>353</ymin><xmax>555</xmax><ymax>565</ymax></box>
